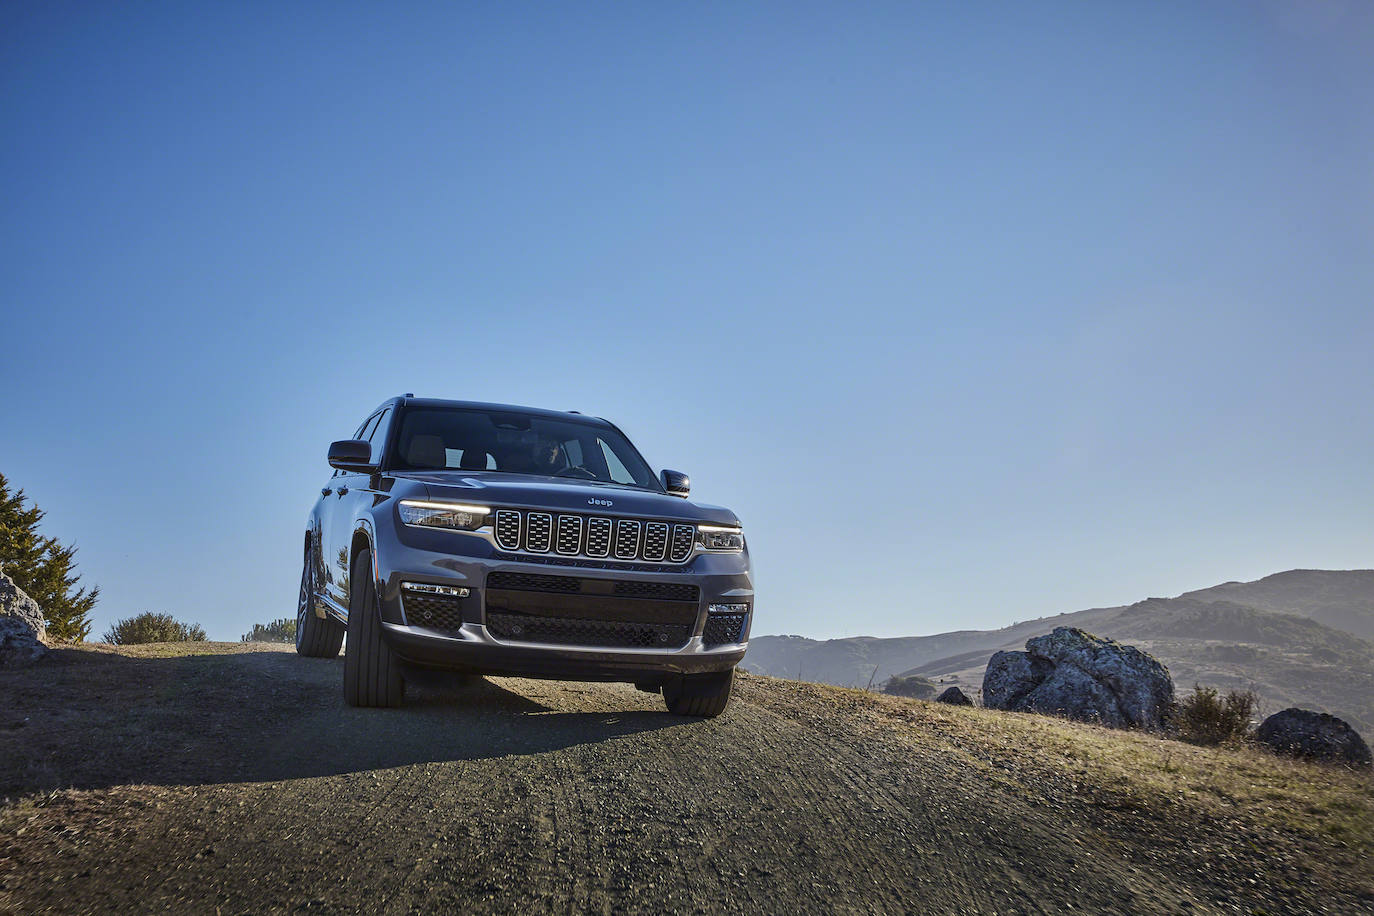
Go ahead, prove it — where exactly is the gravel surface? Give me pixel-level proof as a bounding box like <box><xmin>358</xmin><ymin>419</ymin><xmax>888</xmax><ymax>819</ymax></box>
<box><xmin>1</xmin><ymin>645</ymin><xmax>1370</xmax><ymax>914</ymax></box>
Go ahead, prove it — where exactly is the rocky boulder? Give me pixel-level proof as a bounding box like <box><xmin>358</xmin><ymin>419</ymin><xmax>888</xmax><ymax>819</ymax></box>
<box><xmin>0</xmin><ymin>569</ymin><xmax>48</xmax><ymax>667</ymax></box>
<box><xmin>983</xmin><ymin>627</ymin><xmax>1173</xmax><ymax>729</ymax></box>
<box><xmin>935</xmin><ymin>686</ymin><xmax>973</xmax><ymax>706</ymax></box>
<box><xmin>1255</xmin><ymin>708</ymin><xmax>1372</xmax><ymax>768</ymax></box>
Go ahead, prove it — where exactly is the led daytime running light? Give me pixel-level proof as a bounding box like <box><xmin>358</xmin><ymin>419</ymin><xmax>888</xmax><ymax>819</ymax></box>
<box><xmin>398</xmin><ymin>500</ymin><xmax>491</xmax><ymax>514</ymax></box>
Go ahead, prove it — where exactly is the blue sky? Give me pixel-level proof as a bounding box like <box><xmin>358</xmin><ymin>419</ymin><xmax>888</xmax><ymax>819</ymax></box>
<box><xmin>3</xmin><ymin>1</ymin><xmax>1371</xmax><ymax>641</ymax></box>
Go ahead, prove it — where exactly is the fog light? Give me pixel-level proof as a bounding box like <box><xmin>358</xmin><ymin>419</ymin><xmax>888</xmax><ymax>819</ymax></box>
<box><xmin>402</xmin><ymin>582</ymin><xmax>470</xmax><ymax>598</ymax></box>
<box><xmin>708</xmin><ymin>603</ymin><xmax>749</xmax><ymax>615</ymax></box>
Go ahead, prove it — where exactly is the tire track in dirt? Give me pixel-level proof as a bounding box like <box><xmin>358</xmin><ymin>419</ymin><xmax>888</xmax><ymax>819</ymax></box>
<box><xmin>4</xmin><ymin>650</ymin><xmax>1366</xmax><ymax>914</ymax></box>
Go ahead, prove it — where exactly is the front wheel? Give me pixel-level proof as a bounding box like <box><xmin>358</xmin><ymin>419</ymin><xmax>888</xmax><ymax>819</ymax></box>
<box><xmin>663</xmin><ymin>668</ymin><xmax>734</xmax><ymax>717</ymax></box>
<box><xmin>296</xmin><ymin>551</ymin><xmax>344</xmax><ymax>658</ymax></box>
<box><xmin>343</xmin><ymin>547</ymin><xmax>405</xmax><ymax>708</ymax></box>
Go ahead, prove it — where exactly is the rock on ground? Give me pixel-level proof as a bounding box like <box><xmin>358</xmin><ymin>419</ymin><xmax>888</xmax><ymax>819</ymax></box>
<box><xmin>983</xmin><ymin>627</ymin><xmax>1173</xmax><ymax>729</ymax></box>
<box><xmin>0</xmin><ymin>569</ymin><xmax>48</xmax><ymax>667</ymax></box>
<box><xmin>935</xmin><ymin>686</ymin><xmax>973</xmax><ymax>706</ymax></box>
<box><xmin>1255</xmin><ymin>708</ymin><xmax>1372</xmax><ymax>768</ymax></box>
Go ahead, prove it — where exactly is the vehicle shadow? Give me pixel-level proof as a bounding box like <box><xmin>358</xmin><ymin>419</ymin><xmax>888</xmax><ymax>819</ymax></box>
<box><xmin>243</xmin><ymin>673</ymin><xmax>687</xmax><ymax>783</ymax></box>
<box><xmin>0</xmin><ymin>647</ymin><xmax>692</xmax><ymax>796</ymax></box>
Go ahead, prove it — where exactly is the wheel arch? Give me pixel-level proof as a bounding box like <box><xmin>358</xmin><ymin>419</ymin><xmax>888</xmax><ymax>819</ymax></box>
<box><xmin>351</xmin><ymin>517</ymin><xmax>378</xmax><ymax>591</ymax></box>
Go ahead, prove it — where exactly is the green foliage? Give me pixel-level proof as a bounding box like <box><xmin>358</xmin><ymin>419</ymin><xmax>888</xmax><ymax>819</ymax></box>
<box><xmin>883</xmin><ymin>674</ymin><xmax>937</xmax><ymax>700</ymax></box>
<box><xmin>1174</xmin><ymin>683</ymin><xmax>1258</xmax><ymax>746</ymax></box>
<box><xmin>241</xmin><ymin>618</ymin><xmax>297</xmax><ymax>643</ymax></box>
<box><xmin>103</xmin><ymin>612</ymin><xmax>207</xmax><ymax>645</ymax></box>
<box><xmin>0</xmin><ymin>472</ymin><xmax>98</xmax><ymax>642</ymax></box>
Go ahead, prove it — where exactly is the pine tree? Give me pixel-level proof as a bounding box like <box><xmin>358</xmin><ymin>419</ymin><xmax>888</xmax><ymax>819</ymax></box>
<box><xmin>0</xmin><ymin>472</ymin><xmax>98</xmax><ymax>641</ymax></box>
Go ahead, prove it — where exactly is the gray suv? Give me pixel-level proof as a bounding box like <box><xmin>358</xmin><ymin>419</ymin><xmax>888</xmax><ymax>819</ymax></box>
<box><xmin>298</xmin><ymin>396</ymin><xmax>752</xmax><ymax>716</ymax></box>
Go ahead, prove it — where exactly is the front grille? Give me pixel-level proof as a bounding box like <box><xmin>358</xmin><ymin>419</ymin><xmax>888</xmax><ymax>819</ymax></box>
<box><xmin>702</xmin><ymin>612</ymin><xmax>748</xmax><ymax>646</ymax></box>
<box><xmin>403</xmin><ymin>593</ymin><xmax>465</xmax><ymax>634</ymax></box>
<box><xmin>487</xmin><ymin>612</ymin><xmax>691</xmax><ymax>649</ymax></box>
<box><xmin>490</xmin><ymin>509</ymin><xmax>698</xmax><ymax>565</ymax></box>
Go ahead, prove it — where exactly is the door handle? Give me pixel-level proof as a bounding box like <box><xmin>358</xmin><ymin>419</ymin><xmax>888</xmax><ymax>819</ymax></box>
<box><xmin>321</xmin><ymin>488</ymin><xmax>332</xmax><ymax>496</ymax></box>
<box><xmin>337</xmin><ymin>486</ymin><xmax>349</xmax><ymax>496</ymax></box>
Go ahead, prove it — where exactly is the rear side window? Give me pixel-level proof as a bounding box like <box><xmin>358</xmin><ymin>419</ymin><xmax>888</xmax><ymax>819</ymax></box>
<box><xmin>366</xmin><ymin>409</ymin><xmax>391</xmax><ymax>462</ymax></box>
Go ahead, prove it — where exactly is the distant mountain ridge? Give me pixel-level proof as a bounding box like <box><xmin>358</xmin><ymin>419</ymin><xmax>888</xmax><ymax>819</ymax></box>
<box><xmin>742</xmin><ymin>569</ymin><xmax>1374</xmax><ymax>732</ymax></box>
<box><xmin>1180</xmin><ymin>569</ymin><xmax>1374</xmax><ymax>640</ymax></box>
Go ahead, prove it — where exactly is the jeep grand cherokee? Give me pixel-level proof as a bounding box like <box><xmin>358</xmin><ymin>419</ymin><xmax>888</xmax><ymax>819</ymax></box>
<box><xmin>297</xmin><ymin>396</ymin><xmax>752</xmax><ymax>716</ymax></box>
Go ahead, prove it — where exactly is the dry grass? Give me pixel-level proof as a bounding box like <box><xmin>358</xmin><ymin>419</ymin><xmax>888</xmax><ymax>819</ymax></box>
<box><xmin>738</xmin><ymin>672</ymin><xmax>1374</xmax><ymax>899</ymax></box>
<box><xmin>76</xmin><ymin>640</ymin><xmax>296</xmax><ymax>659</ymax></box>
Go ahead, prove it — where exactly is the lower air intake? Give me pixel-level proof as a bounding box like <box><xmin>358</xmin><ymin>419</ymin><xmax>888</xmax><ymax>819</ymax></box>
<box><xmin>702</xmin><ymin>612</ymin><xmax>747</xmax><ymax>646</ymax></box>
<box><xmin>487</xmin><ymin>612</ymin><xmax>691</xmax><ymax>649</ymax></box>
<box><xmin>403</xmin><ymin>593</ymin><xmax>465</xmax><ymax>634</ymax></box>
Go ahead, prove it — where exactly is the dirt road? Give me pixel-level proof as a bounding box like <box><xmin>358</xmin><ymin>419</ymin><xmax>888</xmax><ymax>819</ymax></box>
<box><xmin>2</xmin><ymin>645</ymin><xmax>1371</xmax><ymax>914</ymax></box>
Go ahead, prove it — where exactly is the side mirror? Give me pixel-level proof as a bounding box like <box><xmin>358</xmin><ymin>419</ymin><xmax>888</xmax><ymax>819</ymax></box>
<box><xmin>660</xmin><ymin>469</ymin><xmax>690</xmax><ymax>498</ymax></box>
<box><xmin>328</xmin><ymin>439</ymin><xmax>375</xmax><ymax>472</ymax></box>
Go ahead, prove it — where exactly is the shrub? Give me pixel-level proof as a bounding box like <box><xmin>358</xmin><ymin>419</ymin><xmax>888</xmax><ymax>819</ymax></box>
<box><xmin>1173</xmin><ymin>683</ymin><xmax>1258</xmax><ymax>746</ymax></box>
<box><xmin>0</xmin><ymin>472</ymin><xmax>99</xmax><ymax>641</ymax></box>
<box><xmin>103</xmin><ymin>612</ymin><xmax>207</xmax><ymax>645</ymax></box>
<box><xmin>241</xmin><ymin>618</ymin><xmax>297</xmax><ymax>643</ymax></box>
<box><xmin>882</xmin><ymin>674</ymin><xmax>937</xmax><ymax>700</ymax></box>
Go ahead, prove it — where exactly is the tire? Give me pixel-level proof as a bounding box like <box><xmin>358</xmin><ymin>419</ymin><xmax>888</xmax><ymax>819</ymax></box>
<box><xmin>664</xmin><ymin>668</ymin><xmax>734</xmax><ymax>717</ymax></box>
<box><xmin>296</xmin><ymin>550</ymin><xmax>344</xmax><ymax>658</ymax></box>
<box><xmin>343</xmin><ymin>547</ymin><xmax>405</xmax><ymax>708</ymax></box>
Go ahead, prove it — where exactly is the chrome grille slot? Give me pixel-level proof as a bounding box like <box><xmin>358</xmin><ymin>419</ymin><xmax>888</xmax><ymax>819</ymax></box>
<box><xmin>670</xmin><ymin>524</ymin><xmax>695</xmax><ymax>562</ymax></box>
<box><xmin>614</xmin><ymin>520</ymin><xmax>641</xmax><ymax>559</ymax></box>
<box><xmin>585</xmin><ymin>517</ymin><xmax>612</xmax><ymax>557</ymax></box>
<box><xmin>525</xmin><ymin>513</ymin><xmax>553</xmax><ymax>553</ymax></box>
<box><xmin>642</xmin><ymin>522</ymin><xmax>668</xmax><ymax>561</ymax></box>
<box><xmin>495</xmin><ymin>510</ymin><xmax>522</xmax><ymax>551</ymax></box>
<box><xmin>556</xmin><ymin>515</ymin><xmax>582</xmax><ymax>554</ymax></box>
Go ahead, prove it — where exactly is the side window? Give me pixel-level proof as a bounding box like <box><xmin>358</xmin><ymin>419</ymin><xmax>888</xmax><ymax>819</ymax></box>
<box><xmin>366</xmin><ymin>409</ymin><xmax>392</xmax><ymax>462</ymax></box>
<box><xmin>354</xmin><ymin>414</ymin><xmax>380</xmax><ymax>462</ymax></box>
<box><xmin>599</xmin><ymin>439</ymin><xmax>635</xmax><ymax>484</ymax></box>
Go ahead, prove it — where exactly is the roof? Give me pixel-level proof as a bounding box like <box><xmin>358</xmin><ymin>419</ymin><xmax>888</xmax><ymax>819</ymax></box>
<box><xmin>375</xmin><ymin>396</ymin><xmax>612</xmax><ymax>428</ymax></box>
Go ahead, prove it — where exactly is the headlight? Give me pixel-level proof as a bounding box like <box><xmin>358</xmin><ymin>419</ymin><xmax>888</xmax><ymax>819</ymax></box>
<box><xmin>398</xmin><ymin>500</ymin><xmax>490</xmax><ymax>531</ymax></box>
<box><xmin>697</xmin><ymin>524</ymin><xmax>744</xmax><ymax>551</ymax></box>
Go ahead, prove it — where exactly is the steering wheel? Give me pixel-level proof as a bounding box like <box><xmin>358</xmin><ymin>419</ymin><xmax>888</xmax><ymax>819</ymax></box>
<box><xmin>555</xmin><ymin>466</ymin><xmax>597</xmax><ymax>480</ymax></box>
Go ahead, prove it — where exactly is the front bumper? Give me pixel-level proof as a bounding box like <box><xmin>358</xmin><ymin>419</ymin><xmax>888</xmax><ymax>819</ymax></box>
<box><xmin>370</xmin><ymin>517</ymin><xmax>752</xmax><ymax>683</ymax></box>
<box><xmin>381</xmin><ymin>621</ymin><xmax>747</xmax><ymax>681</ymax></box>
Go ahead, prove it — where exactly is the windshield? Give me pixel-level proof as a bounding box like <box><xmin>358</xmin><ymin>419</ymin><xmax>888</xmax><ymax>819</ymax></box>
<box><xmin>389</xmin><ymin>407</ymin><xmax>662</xmax><ymax>491</ymax></box>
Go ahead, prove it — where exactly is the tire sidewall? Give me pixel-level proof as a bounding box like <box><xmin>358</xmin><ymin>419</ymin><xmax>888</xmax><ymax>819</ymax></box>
<box><xmin>295</xmin><ymin>556</ymin><xmax>312</xmax><ymax>652</ymax></box>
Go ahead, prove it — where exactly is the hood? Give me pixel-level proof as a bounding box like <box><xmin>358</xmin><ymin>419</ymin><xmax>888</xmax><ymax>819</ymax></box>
<box><xmin>391</xmin><ymin>470</ymin><xmax>740</xmax><ymax>526</ymax></box>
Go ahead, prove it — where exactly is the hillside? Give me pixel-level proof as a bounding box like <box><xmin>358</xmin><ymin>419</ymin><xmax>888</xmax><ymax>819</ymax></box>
<box><xmin>1181</xmin><ymin>569</ymin><xmax>1374</xmax><ymax>640</ymax></box>
<box><xmin>2</xmin><ymin>643</ymin><xmax>1370</xmax><ymax>914</ymax></box>
<box><xmin>743</xmin><ymin>570</ymin><xmax>1374</xmax><ymax>732</ymax></box>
